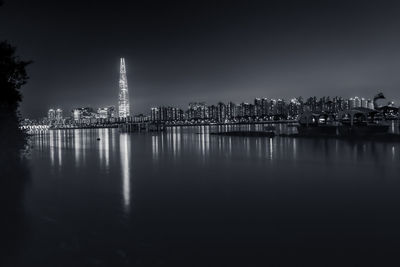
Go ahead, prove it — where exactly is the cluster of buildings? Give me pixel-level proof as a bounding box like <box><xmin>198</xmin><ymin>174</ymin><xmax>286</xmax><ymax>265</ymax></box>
<box><xmin>72</xmin><ymin>106</ymin><xmax>116</xmax><ymax>122</ymax></box>
<box><xmin>149</xmin><ymin>96</ymin><xmax>389</xmax><ymax>123</ymax></box>
<box><xmin>23</xmin><ymin>95</ymin><xmax>395</xmax><ymax>127</ymax></box>
<box><xmin>22</xmin><ymin>106</ymin><xmax>119</xmax><ymax>127</ymax></box>
<box><xmin>22</xmin><ymin>58</ymin><xmax>133</xmax><ymax>127</ymax></box>
<box><xmin>47</xmin><ymin>108</ymin><xmax>63</xmax><ymax>121</ymax></box>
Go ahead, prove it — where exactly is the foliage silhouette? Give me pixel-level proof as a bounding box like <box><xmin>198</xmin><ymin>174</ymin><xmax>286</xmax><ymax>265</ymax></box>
<box><xmin>0</xmin><ymin>41</ymin><xmax>32</xmax><ymax>158</ymax></box>
<box><xmin>0</xmin><ymin>2</ymin><xmax>32</xmax><ymax>266</ymax></box>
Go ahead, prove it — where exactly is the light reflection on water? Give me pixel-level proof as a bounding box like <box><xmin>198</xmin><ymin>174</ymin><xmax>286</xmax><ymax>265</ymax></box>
<box><xmin>57</xmin><ymin>130</ymin><xmax>62</xmax><ymax>168</ymax></box>
<box><xmin>33</xmin><ymin>126</ymin><xmax>400</xmax><ymax>174</ymax></box>
<box><xmin>49</xmin><ymin>130</ymin><xmax>54</xmax><ymax>166</ymax></box>
<box><xmin>152</xmin><ymin>135</ymin><xmax>159</xmax><ymax>161</ymax></box>
<box><xmin>120</xmin><ymin>133</ymin><xmax>131</xmax><ymax>214</ymax></box>
<box><xmin>24</xmin><ymin>126</ymin><xmax>400</xmax><ymax>266</ymax></box>
<box><xmin>33</xmin><ymin>126</ymin><xmax>323</xmax><ymax>212</ymax></box>
<box><xmin>98</xmin><ymin>129</ymin><xmax>110</xmax><ymax>170</ymax></box>
<box><xmin>74</xmin><ymin>129</ymin><xmax>81</xmax><ymax>167</ymax></box>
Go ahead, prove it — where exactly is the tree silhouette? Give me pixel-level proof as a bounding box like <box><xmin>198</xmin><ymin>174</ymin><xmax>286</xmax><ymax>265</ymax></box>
<box><xmin>0</xmin><ymin>4</ymin><xmax>32</xmax><ymax>264</ymax></box>
<box><xmin>0</xmin><ymin>42</ymin><xmax>31</xmax><ymax>110</ymax></box>
<box><xmin>0</xmin><ymin>41</ymin><xmax>32</xmax><ymax>158</ymax></box>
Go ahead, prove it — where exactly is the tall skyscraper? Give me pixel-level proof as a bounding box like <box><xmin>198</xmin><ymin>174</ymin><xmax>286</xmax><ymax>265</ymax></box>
<box><xmin>56</xmin><ymin>108</ymin><xmax>63</xmax><ymax>120</ymax></box>
<box><xmin>48</xmin><ymin>109</ymin><xmax>55</xmax><ymax>120</ymax></box>
<box><xmin>118</xmin><ymin>58</ymin><xmax>130</xmax><ymax>118</ymax></box>
<box><xmin>72</xmin><ymin>108</ymin><xmax>82</xmax><ymax>121</ymax></box>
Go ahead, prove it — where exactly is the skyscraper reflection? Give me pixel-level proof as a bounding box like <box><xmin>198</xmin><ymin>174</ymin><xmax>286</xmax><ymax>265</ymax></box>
<box><xmin>255</xmin><ymin>138</ymin><xmax>261</xmax><ymax>158</ymax></box>
<box><xmin>99</xmin><ymin>130</ymin><xmax>103</xmax><ymax>165</ymax></box>
<box><xmin>49</xmin><ymin>130</ymin><xmax>55</xmax><ymax>166</ymax></box>
<box><xmin>152</xmin><ymin>135</ymin><xmax>159</xmax><ymax>161</ymax></box>
<box><xmin>57</xmin><ymin>130</ymin><xmax>62</xmax><ymax>167</ymax></box>
<box><xmin>197</xmin><ymin>126</ymin><xmax>209</xmax><ymax>160</ymax></box>
<box><xmin>292</xmin><ymin>138</ymin><xmax>297</xmax><ymax>161</ymax></box>
<box><xmin>47</xmin><ymin>130</ymin><xmax>63</xmax><ymax>169</ymax></box>
<box><xmin>120</xmin><ymin>133</ymin><xmax>131</xmax><ymax>214</ymax></box>
<box><xmin>268</xmin><ymin>138</ymin><xmax>273</xmax><ymax>160</ymax></box>
<box><xmin>244</xmin><ymin>137</ymin><xmax>250</xmax><ymax>157</ymax></box>
<box><xmin>392</xmin><ymin>146</ymin><xmax>396</xmax><ymax>161</ymax></box>
<box><xmin>74</xmin><ymin>129</ymin><xmax>81</xmax><ymax>167</ymax></box>
<box><xmin>98</xmin><ymin>129</ymin><xmax>110</xmax><ymax>170</ymax></box>
<box><xmin>172</xmin><ymin>127</ymin><xmax>181</xmax><ymax>158</ymax></box>
<box><xmin>104</xmin><ymin>129</ymin><xmax>110</xmax><ymax>169</ymax></box>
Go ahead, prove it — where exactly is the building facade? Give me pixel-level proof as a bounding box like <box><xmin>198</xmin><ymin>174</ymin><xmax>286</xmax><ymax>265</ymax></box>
<box><xmin>118</xmin><ymin>58</ymin><xmax>130</xmax><ymax>118</ymax></box>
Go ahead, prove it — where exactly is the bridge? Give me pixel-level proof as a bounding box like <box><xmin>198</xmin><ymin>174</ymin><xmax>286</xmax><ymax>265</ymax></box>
<box><xmin>21</xmin><ymin>125</ymin><xmax>51</xmax><ymax>134</ymax></box>
<box><xmin>118</xmin><ymin>122</ymin><xmax>165</xmax><ymax>132</ymax></box>
<box><xmin>21</xmin><ymin>121</ymin><xmax>165</xmax><ymax>134</ymax></box>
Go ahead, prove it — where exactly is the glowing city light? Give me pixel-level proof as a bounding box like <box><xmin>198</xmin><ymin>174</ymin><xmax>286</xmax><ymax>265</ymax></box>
<box><xmin>118</xmin><ymin>58</ymin><xmax>130</xmax><ymax>118</ymax></box>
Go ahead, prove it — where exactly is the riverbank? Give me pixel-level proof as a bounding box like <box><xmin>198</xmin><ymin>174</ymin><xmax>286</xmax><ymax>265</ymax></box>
<box><xmin>210</xmin><ymin>131</ymin><xmax>275</xmax><ymax>137</ymax></box>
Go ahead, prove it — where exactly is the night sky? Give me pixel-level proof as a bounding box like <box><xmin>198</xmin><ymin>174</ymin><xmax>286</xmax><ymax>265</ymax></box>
<box><xmin>1</xmin><ymin>0</ymin><xmax>400</xmax><ymax>118</ymax></box>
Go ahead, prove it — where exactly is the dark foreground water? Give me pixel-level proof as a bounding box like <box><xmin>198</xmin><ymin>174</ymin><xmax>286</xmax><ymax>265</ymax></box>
<box><xmin>6</xmin><ymin>127</ymin><xmax>400</xmax><ymax>266</ymax></box>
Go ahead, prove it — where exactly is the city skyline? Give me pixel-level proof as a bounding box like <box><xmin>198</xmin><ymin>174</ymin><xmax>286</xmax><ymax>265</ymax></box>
<box><xmin>29</xmin><ymin>50</ymin><xmax>397</xmax><ymax>123</ymax></box>
<box><xmin>32</xmin><ymin>94</ymin><xmax>395</xmax><ymax>125</ymax></box>
<box><xmin>28</xmin><ymin>55</ymin><xmax>400</xmax><ymax>122</ymax></box>
<box><xmin>1</xmin><ymin>0</ymin><xmax>400</xmax><ymax>118</ymax></box>
<box><xmin>17</xmin><ymin>61</ymin><xmax>400</xmax><ymax>119</ymax></box>
<box><xmin>39</xmin><ymin>95</ymin><xmax>399</xmax><ymax>118</ymax></box>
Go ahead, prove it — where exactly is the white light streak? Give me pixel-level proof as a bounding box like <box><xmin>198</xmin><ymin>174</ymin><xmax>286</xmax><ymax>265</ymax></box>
<box><xmin>120</xmin><ymin>134</ymin><xmax>131</xmax><ymax>213</ymax></box>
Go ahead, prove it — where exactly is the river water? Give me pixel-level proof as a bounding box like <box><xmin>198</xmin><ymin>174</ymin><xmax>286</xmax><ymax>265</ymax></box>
<box><xmin>11</xmin><ymin>126</ymin><xmax>400</xmax><ymax>266</ymax></box>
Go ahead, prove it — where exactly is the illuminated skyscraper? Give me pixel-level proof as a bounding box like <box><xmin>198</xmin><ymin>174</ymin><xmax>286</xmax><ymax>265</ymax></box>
<box><xmin>97</xmin><ymin>108</ymin><xmax>108</xmax><ymax>119</ymax></box>
<box><xmin>56</xmin><ymin>108</ymin><xmax>63</xmax><ymax>120</ymax></box>
<box><xmin>73</xmin><ymin>109</ymin><xmax>82</xmax><ymax>121</ymax></box>
<box><xmin>354</xmin><ymin>96</ymin><xmax>361</xmax><ymax>108</ymax></box>
<box><xmin>118</xmin><ymin>58</ymin><xmax>130</xmax><ymax>118</ymax></box>
<box><xmin>48</xmin><ymin>109</ymin><xmax>55</xmax><ymax>120</ymax></box>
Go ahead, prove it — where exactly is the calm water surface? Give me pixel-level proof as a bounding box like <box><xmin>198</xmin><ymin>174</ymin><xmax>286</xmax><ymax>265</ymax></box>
<box><xmin>14</xmin><ymin>126</ymin><xmax>400</xmax><ymax>266</ymax></box>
